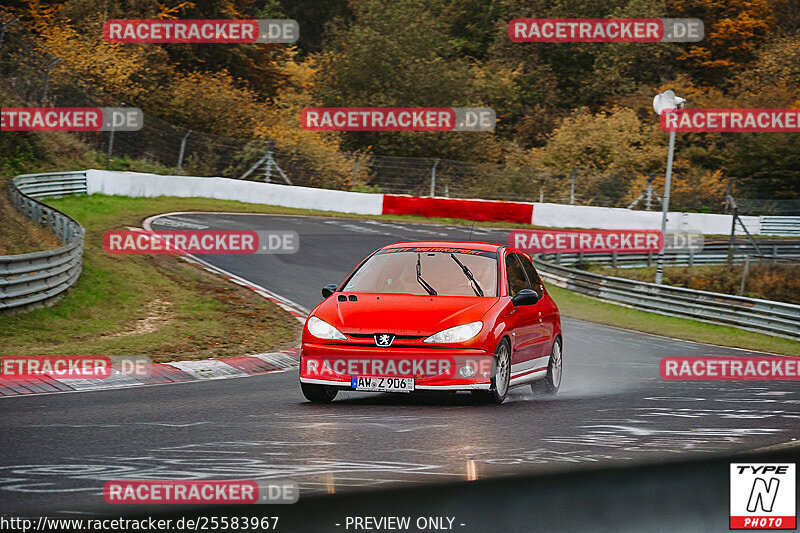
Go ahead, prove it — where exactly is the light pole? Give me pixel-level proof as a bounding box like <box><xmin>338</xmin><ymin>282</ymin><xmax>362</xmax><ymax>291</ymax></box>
<box><xmin>652</xmin><ymin>90</ymin><xmax>686</xmax><ymax>285</ymax></box>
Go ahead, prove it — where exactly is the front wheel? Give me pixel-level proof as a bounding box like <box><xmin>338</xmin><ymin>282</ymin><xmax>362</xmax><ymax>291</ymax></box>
<box><xmin>472</xmin><ymin>338</ymin><xmax>511</xmax><ymax>405</ymax></box>
<box><xmin>301</xmin><ymin>382</ymin><xmax>338</xmax><ymax>403</ymax></box>
<box><xmin>531</xmin><ymin>338</ymin><xmax>562</xmax><ymax>395</ymax></box>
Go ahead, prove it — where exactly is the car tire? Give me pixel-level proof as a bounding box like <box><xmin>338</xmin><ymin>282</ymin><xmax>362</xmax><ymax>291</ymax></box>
<box><xmin>301</xmin><ymin>383</ymin><xmax>338</xmax><ymax>403</ymax></box>
<box><xmin>531</xmin><ymin>338</ymin><xmax>562</xmax><ymax>395</ymax></box>
<box><xmin>472</xmin><ymin>338</ymin><xmax>511</xmax><ymax>405</ymax></box>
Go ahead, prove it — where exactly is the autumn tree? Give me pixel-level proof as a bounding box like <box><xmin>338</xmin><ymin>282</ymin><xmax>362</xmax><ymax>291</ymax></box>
<box><xmin>667</xmin><ymin>0</ymin><xmax>778</xmax><ymax>86</ymax></box>
<box><xmin>312</xmin><ymin>0</ymin><xmax>501</xmax><ymax>160</ymax></box>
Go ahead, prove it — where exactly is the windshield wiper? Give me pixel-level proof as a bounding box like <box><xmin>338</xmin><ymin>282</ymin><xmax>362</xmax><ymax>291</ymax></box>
<box><xmin>450</xmin><ymin>253</ymin><xmax>484</xmax><ymax>297</ymax></box>
<box><xmin>416</xmin><ymin>253</ymin><xmax>437</xmax><ymax>295</ymax></box>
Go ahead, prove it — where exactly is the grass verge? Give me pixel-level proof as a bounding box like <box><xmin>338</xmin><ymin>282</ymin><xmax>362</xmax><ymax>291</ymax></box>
<box><xmin>0</xmin><ymin>195</ymin><xmax>302</xmax><ymax>362</ymax></box>
<box><xmin>0</xmin><ymin>191</ymin><xmax>62</xmax><ymax>255</ymax></box>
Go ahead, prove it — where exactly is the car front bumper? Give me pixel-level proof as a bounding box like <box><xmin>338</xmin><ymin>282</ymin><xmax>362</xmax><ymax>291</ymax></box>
<box><xmin>299</xmin><ymin>342</ymin><xmax>493</xmax><ymax>390</ymax></box>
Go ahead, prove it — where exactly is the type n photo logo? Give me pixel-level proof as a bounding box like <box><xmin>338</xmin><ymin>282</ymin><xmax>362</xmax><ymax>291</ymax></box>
<box><xmin>730</xmin><ymin>463</ymin><xmax>796</xmax><ymax>529</ymax></box>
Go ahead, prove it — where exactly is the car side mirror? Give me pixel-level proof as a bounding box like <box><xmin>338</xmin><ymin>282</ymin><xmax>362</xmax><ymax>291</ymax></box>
<box><xmin>512</xmin><ymin>289</ymin><xmax>540</xmax><ymax>306</ymax></box>
<box><xmin>322</xmin><ymin>284</ymin><xmax>338</xmax><ymax>299</ymax></box>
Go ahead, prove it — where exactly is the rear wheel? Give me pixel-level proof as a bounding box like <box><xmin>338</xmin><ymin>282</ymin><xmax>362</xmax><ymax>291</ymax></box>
<box><xmin>531</xmin><ymin>338</ymin><xmax>562</xmax><ymax>395</ymax></box>
<box><xmin>301</xmin><ymin>383</ymin><xmax>338</xmax><ymax>403</ymax></box>
<box><xmin>472</xmin><ymin>338</ymin><xmax>511</xmax><ymax>405</ymax></box>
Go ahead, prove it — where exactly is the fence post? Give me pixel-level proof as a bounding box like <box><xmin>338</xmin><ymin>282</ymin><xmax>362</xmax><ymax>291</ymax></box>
<box><xmin>41</xmin><ymin>57</ymin><xmax>61</xmax><ymax>105</ymax></box>
<box><xmin>264</xmin><ymin>141</ymin><xmax>276</xmax><ymax>182</ymax></box>
<box><xmin>739</xmin><ymin>255</ymin><xmax>750</xmax><ymax>296</ymax></box>
<box><xmin>106</xmin><ymin>126</ymin><xmax>115</xmax><ymax>169</ymax></box>
<box><xmin>0</xmin><ymin>18</ymin><xmax>18</xmax><ymax>53</ymax></box>
<box><xmin>430</xmin><ymin>158</ymin><xmax>440</xmax><ymax>197</ymax></box>
<box><xmin>106</xmin><ymin>102</ymin><xmax>121</xmax><ymax>168</ymax></box>
<box><xmin>569</xmin><ymin>167</ymin><xmax>577</xmax><ymax>205</ymax></box>
<box><xmin>539</xmin><ymin>188</ymin><xmax>544</xmax><ymax>203</ymax></box>
<box><xmin>176</xmin><ymin>130</ymin><xmax>191</xmax><ymax>174</ymax></box>
<box><xmin>773</xmin><ymin>245</ymin><xmax>778</xmax><ymax>265</ymax></box>
<box><xmin>726</xmin><ymin>205</ymin><xmax>738</xmax><ymax>268</ymax></box>
<box><xmin>352</xmin><ymin>153</ymin><xmax>360</xmax><ymax>186</ymax></box>
<box><xmin>611</xmin><ymin>251</ymin><xmax>617</xmax><ymax>268</ymax></box>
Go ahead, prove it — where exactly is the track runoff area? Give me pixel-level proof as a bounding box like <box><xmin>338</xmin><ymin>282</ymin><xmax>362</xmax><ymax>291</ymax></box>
<box><xmin>3</xmin><ymin>212</ymin><xmax>797</xmax><ymax>531</ymax></box>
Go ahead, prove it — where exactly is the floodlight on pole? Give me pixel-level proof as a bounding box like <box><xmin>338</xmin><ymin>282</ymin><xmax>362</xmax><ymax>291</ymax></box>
<box><xmin>652</xmin><ymin>90</ymin><xmax>685</xmax><ymax>285</ymax></box>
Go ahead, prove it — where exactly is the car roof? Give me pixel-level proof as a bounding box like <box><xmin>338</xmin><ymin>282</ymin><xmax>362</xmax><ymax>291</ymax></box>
<box><xmin>381</xmin><ymin>241</ymin><xmax>503</xmax><ymax>252</ymax></box>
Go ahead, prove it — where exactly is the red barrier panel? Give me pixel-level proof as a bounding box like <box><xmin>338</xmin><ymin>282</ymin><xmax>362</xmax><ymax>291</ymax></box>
<box><xmin>382</xmin><ymin>195</ymin><xmax>533</xmax><ymax>224</ymax></box>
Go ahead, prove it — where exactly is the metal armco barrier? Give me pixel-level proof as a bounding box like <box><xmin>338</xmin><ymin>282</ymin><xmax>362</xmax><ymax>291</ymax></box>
<box><xmin>532</xmin><ymin>257</ymin><xmax>800</xmax><ymax>340</ymax></box>
<box><xmin>545</xmin><ymin>241</ymin><xmax>800</xmax><ymax>269</ymax></box>
<box><xmin>761</xmin><ymin>216</ymin><xmax>800</xmax><ymax>236</ymax></box>
<box><xmin>1</xmin><ymin>171</ymin><xmax>87</xmax><ymax>312</ymax></box>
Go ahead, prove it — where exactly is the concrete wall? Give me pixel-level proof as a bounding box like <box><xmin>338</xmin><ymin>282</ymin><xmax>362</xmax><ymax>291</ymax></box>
<box><xmin>86</xmin><ymin>170</ymin><xmax>765</xmax><ymax>235</ymax></box>
<box><xmin>531</xmin><ymin>202</ymin><xmax>760</xmax><ymax>236</ymax></box>
<box><xmin>86</xmin><ymin>170</ymin><xmax>384</xmax><ymax>215</ymax></box>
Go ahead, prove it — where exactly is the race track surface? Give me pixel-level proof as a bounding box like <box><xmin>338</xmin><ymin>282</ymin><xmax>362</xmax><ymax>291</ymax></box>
<box><xmin>1</xmin><ymin>213</ymin><xmax>798</xmax><ymax>516</ymax></box>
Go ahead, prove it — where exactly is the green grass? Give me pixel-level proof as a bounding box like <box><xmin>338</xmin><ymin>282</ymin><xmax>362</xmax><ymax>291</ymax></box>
<box><xmin>0</xmin><ymin>195</ymin><xmax>62</xmax><ymax>255</ymax></box>
<box><xmin>548</xmin><ymin>285</ymin><xmax>800</xmax><ymax>356</ymax></box>
<box><xmin>0</xmin><ymin>195</ymin><xmax>301</xmax><ymax>362</ymax></box>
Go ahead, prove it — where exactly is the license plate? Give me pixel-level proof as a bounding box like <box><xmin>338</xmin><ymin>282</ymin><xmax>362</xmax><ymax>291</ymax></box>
<box><xmin>351</xmin><ymin>376</ymin><xmax>415</xmax><ymax>393</ymax></box>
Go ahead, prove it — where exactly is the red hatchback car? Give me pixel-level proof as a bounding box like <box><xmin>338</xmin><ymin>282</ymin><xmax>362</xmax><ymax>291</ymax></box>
<box><xmin>299</xmin><ymin>241</ymin><xmax>562</xmax><ymax>404</ymax></box>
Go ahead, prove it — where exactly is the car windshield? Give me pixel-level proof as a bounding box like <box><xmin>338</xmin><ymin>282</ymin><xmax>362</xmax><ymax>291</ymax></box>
<box><xmin>342</xmin><ymin>247</ymin><xmax>497</xmax><ymax>297</ymax></box>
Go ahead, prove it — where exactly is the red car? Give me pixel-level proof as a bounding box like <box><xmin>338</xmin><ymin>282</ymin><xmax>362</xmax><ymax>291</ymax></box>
<box><xmin>299</xmin><ymin>241</ymin><xmax>562</xmax><ymax>404</ymax></box>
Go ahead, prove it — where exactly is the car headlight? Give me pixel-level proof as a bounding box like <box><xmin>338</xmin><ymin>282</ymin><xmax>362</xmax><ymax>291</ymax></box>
<box><xmin>423</xmin><ymin>321</ymin><xmax>482</xmax><ymax>343</ymax></box>
<box><xmin>307</xmin><ymin>316</ymin><xmax>347</xmax><ymax>340</ymax></box>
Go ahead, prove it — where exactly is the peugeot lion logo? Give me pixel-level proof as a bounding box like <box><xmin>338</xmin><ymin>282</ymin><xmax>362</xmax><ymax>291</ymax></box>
<box><xmin>374</xmin><ymin>333</ymin><xmax>396</xmax><ymax>347</ymax></box>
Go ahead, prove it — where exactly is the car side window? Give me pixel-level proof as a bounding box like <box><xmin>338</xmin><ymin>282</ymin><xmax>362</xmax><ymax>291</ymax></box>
<box><xmin>518</xmin><ymin>254</ymin><xmax>543</xmax><ymax>298</ymax></box>
<box><xmin>505</xmin><ymin>253</ymin><xmax>528</xmax><ymax>297</ymax></box>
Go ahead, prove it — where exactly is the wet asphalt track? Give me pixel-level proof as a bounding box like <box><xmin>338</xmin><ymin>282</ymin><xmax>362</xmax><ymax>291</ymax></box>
<box><xmin>1</xmin><ymin>213</ymin><xmax>799</xmax><ymax>518</ymax></box>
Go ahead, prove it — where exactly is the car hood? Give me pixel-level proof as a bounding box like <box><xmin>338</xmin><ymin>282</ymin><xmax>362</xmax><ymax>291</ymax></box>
<box><xmin>313</xmin><ymin>293</ymin><xmax>500</xmax><ymax>336</ymax></box>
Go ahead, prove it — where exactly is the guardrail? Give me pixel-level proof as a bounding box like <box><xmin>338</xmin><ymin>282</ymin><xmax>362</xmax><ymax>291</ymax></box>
<box><xmin>533</xmin><ymin>257</ymin><xmax>800</xmax><ymax>340</ymax></box>
<box><xmin>1</xmin><ymin>171</ymin><xmax>87</xmax><ymax>312</ymax></box>
<box><xmin>545</xmin><ymin>241</ymin><xmax>800</xmax><ymax>269</ymax></box>
<box><xmin>761</xmin><ymin>216</ymin><xmax>800</xmax><ymax>236</ymax></box>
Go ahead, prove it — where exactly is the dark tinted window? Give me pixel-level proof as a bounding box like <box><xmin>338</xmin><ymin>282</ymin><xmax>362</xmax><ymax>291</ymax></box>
<box><xmin>518</xmin><ymin>254</ymin><xmax>543</xmax><ymax>297</ymax></box>
<box><xmin>506</xmin><ymin>253</ymin><xmax>528</xmax><ymax>297</ymax></box>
